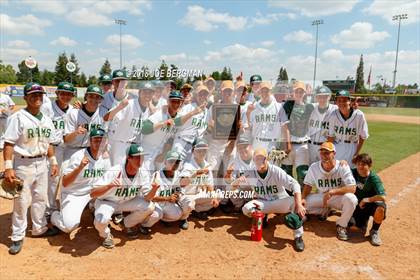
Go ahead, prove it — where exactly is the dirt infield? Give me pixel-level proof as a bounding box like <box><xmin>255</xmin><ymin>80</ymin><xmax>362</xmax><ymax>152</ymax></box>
<box><xmin>365</xmin><ymin>114</ymin><xmax>420</xmax><ymax>125</ymax></box>
<box><xmin>0</xmin><ymin>151</ymin><xmax>419</xmax><ymax>279</ymax></box>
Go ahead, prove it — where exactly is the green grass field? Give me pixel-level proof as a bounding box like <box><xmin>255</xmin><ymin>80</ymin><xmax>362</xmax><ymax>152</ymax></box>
<box><xmin>361</xmin><ymin>121</ymin><xmax>420</xmax><ymax>172</ymax></box>
<box><xmin>360</xmin><ymin>106</ymin><xmax>420</xmax><ymax>117</ymax></box>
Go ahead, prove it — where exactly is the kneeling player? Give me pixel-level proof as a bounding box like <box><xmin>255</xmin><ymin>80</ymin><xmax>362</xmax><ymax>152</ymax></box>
<box><xmin>233</xmin><ymin>148</ymin><xmax>306</xmax><ymax>252</ymax></box>
<box><xmin>90</xmin><ymin>144</ymin><xmax>157</xmax><ymax>248</ymax></box>
<box><xmin>302</xmin><ymin>142</ymin><xmax>358</xmax><ymax>241</ymax></box>
<box><xmin>351</xmin><ymin>153</ymin><xmax>386</xmax><ymax>246</ymax></box>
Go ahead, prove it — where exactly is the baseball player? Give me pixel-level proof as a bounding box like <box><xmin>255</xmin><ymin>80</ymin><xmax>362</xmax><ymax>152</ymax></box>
<box><xmin>172</xmin><ymin>84</ymin><xmax>210</xmax><ymax>161</ymax></box>
<box><xmin>302</xmin><ymin>142</ymin><xmax>358</xmax><ymax>241</ymax></box>
<box><xmin>63</xmin><ymin>85</ymin><xmax>104</xmax><ymax>161</ymax></box>
<box><xmin>180</xmin><ymin>83</ymin><xmax>193</xmax><ymax>105</ymax></box>
<box><xmin>99</xmin><ymin>74</ymin><xmax>113</xmax><ymax>95</ymax></box>
<box><xmin>149</xmin><ymin>150</ymin><xmax>193</xmax><ymax>229</ymax></box>
<box><xmin>248</xmin><ymin>74</ymin><xmax>262</xmax><ymax>102</ymax></box>
<box><xmin>0</xmin><ymin>91</ymin><xmax>15</xmax><ymax>150</ymax></box>
<box><xmin>51</xmin><ymin>128</ymin><xmax>111</xmax><ymax>234</ymax></box>
<box><xmin>307</xmin><ymin>86</ymin><xmax>337</xmax><ymax>164</ymax></box>
<box><xmin>235</xmin><ymin>80</ymin><xmax>251</xmax><ymax>128</ymax></box>
<box><xmin>41</xmin><ymin>82</ymin><xmax>75</xmax><ymax>215</ymax></box>
<box><xmin>327</xmin><ymin>90</ymin><xmax>369</xmax><ymax>166</ymax></box>
<box><xmin>272</xmin><ymin>82</ymin><xmax>291</xmax><ymax>104</ymax></box>
<box><xmin>282</xmin><ymin>81</ymin><xmax>313</xmax><ymax>186</ymax></box>
<box><xmin>104</xmin><ymin>81</ymin><xmax>155</xmax><ymax>165</ymax></box>
<box><xmin>179</xmin><ymin>139</ymin><xmax>218</xmax><ymax>219</ymax></box>
<box><xmin>4</xmin><ymin>83</ymin><xmax>60</xmax><ymax>255</ymax></box>
<box><xmin>90</xmin><ymin>144</ymin><xmax>158</xmax><ymax>248</ymax></box>
<box><xmin>233</xmin><ymin>147</ymin><xmax>306</xmax><ymax>252</ymax></box>
<box><xmin>351</xmin><ymin>153</ymin><xmax>386</xmax><ymax>246</ymax></box>
<box><xmin>151</xmin><ymin>80</ymin><xmax>168</xmax><ymax>110</ymax></box>
<box><xmin>99</xmin><ymin>69</ymin><xmax>129</xmax><ymax>116</ymax></box>
<box><xmin>204</xmin><ymin>77</ymin><xmax>216</xmax><ymax>105</ymax></box>
<box><xmin>223</xmin><ymin>136</ymin><xmax>255</xmax><ymax>213</ymax></box>
<box><xmin>247</xmin><ymin>81</ymin><xmax>289</xmax><ymax>152</ymax></box>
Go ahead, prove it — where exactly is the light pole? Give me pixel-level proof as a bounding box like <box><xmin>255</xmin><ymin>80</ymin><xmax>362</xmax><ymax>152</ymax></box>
<box><xmin>392</xmin><ymin>14</ymin><xmax>408</xmax><ymax>89</ymax></box>
<box><xmin>312</xmin><ymin>19</ymin><xmax>323</xmax><ymax>91</ymax></box>
<box><xmin>114</xmin><ymin>19</ymin><xmax>127</xmax><ymax>69</ymax></box>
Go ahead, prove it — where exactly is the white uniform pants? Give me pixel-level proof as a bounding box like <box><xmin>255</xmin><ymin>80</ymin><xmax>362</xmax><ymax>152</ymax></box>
<box><xmin>282</xmin><ymin>142</ymin><xmax>309</xmax><ymax>167</ymax></box>
<box><xmin>108</xmin><ymin>139</ymin><xmax>130</xmax><ymax>166</ymax></box>
<box><xmin>94</xmin><ymin>197</ymin><xmax>155</xmax><ymax>238</ymax></box>
<box><xmin>305</xmin><ymin>193</ymin><xmax>358</xmax><ymax>227</ymax></box>
<box><xmin>335</xmin><ymin>142</ymin><xmax>358</xmax><ymax>168</ymax></box>
<box><xmin>11</xmin><ymin>157</ymin><xmax>49</xmax><ymax>241</ymax></box>
<box><xmin>242</xmin><ymin>197</ymin><xmax>303</xmax><ymax>238</ymax></box>
<box><xmin>51</xmin><ymin>192</ymin><xmax>91</xmax><ymax>233</ymax></box>
<box><xmin>172</xmin><ymin>136</ymin><xmax>193</xmax><ymax>161</ymax></box>
<box><xmin>46</xmin><ymin>145</ymin><xmax>65</xmax><ymax>214</ymax></box>
<box><xmin>0</xmin><ymin>117</ymin><xmax>7</xmax><ymax>149</ymax></box>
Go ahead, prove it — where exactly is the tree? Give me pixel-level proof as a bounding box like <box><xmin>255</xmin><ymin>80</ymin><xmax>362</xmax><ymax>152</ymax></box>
<box><xmin>99</xmin><ymin>59</ymin><xmax>112</xmax><ymax>76</ymax></box>
<box><xmin>87</xmin><ymin>75</ymin><xmax>97</xmax><ymax>85</ymax></box>
<box><xmin>211</xmin><ymin>71</ymin><xmax>221</xmax><ymax>80</ymax></box>
<box><xmin>130</xmin><ymin>65</ymin><xmax>137</xmax><ymax>80</ymax></box>
<box><xmin>220</xmin><ymin>66</ymin><xmax>232</xmax><ymax>80</ymax></box>
<box><xmin>277</xmin><ymin>67</ymin><xmax>289</xmax><ymax>82</ymax></box>
<box><xmin>54</xmin><ymin>52</ymin><xmax>69</xmax><ymax>84</ymax></box>
<box><xmin>0</xmin><ymin>61</ymin><xmax>17</xmax><ymax>84</ymax></box>
<box><xmin>355</xmin><ymin>54</ymin><xmax>365</xmax><ymax>94</ymax></box>
<box><xmin>79</xmin><ymin>73</ymin><xmax>88</xmax><ymax>87</ymax></box>
<box><xmin>16</xmin><ymin>60</ymin><xmax>40</xmax><ymax>83</ymax></box>
<box><xmin>158</xmin><ymin>60</ymin><xmax>169</xmax><ymax>80</ymax></box>
<box><xmin>40</xmin><ymin>69</ymin><xmax>55</xmax><ymax>86</ymax></box>
<box><xmin>69</xmin><ymin>53</ymin><xmax>81</xmax><ymax>85</ymax></box>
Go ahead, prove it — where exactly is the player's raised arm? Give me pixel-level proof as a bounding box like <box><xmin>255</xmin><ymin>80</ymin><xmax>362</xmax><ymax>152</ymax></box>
<box><xmin>103</xmin><ymin>98</ymin><xmax>129</xmax><ymax>121</ymax></box>
<box><xmin>62</xmin><ymin>155</ymin><xmax>89</xmax><ymax>187</ymax></box>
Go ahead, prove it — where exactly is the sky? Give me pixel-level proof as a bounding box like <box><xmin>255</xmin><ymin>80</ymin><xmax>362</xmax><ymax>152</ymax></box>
<box><xmin>1</xmin><ymin>0</ymin><xmax>419</xmax><ymax>86</ymax></box>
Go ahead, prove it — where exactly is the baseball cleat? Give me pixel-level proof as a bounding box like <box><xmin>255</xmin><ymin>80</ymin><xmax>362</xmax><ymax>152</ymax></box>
<box><xmin>179</xmin><ymin>219</ymin><xmax>189</xmax><ymax>230</ymax></box>
<box><xmin>369</xmin><ymin>230</ymin><xmax>382</xmax><ymax>246</ymax></box>
<box><xmin>34</xmin><ymin>226</ymin><xmax>60</xmax><ymax>238</ymax></box>
<box><xmin>113</xmin><ymin>213</ymin><xmax>124</xmax><ymax>225</ymax></box>
<box><xmin>126</xmin><ymin>226</ymin><xmax>140</xmax><ymax>239</ymax></box>
<box><xmin>139</xmin><ymin>226</ymin><xmax>151</xmax><ymax>235</ymax></box>
<box><xmin>102</xmin><ymin>234</ymin><xmax>115</xmax><ymax>249</ymax></box>
<box><xmin>294</xmin><ymin>236</ymin><xmax>305</xmax><ymax>252</ymax></box>
<box><xmin>9</xmin><ymin>240</ymin><xmax>23</xmax><ymax>255</ymax></box>
<box><xmin>336</xmin><ymin>225</ymin><xmax>349</xmax><ymax>241</ymax></box>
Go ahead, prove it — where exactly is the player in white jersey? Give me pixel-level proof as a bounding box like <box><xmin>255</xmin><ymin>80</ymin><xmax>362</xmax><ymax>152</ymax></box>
<box><xmin>232</xmin><ymin>147</ymin><xmax>306</xmax><ymax>252</ymax></box>
<box><xmin>151</xmin><ymin>80</ymin><xmax>168</xmax><ymax>110</ymax></box>
<box><xmin>247</xmin><ymin>81</ymin><xmax>289</xmax><ymax>152</ymax></box>
<box><xmin>4</xmin><ymin>83</ymin><xmax>60</xmax><ymax>255</ymax></box>
<box><xmin>173</xmin><ymin>84</ymin><xmax>210</xmax><ymax>161</ymax></box>
<box><xmin>223</xmin><ymin>136</ymin><xmax>255</xmax><ymax>213</ymax></box>
<box><xmin>63</xmin><ymin>85</ymin><xmax>104</xmax><ymax>160</ymax></box>
<box><xmin>307</xmin><ymin>86</ymin><xmax>337</xmax><ymax>164</ymax></box>
<box><xmin>235</xmin><ymin>80</ymin><xmax>251</xmax><ymax>128</ymax></box>
<box><xmin>104</xmin><ymin>81</ymin><xmax>155</xmax><ymax>165</ymax></box>
<box><xmin>148</xmin><ymin>150</ymin><xmax>193</xmax><ymax>230</ymax></box>
<box><xmin>327</xmin><ymin>90</ymin><xmax>369</xmax><ymax>166</ymax></box>
<box><xmin>90</xmin><ymin>144</ymin><xmax>157</xmax><ymax>248</ymax></box>
<box><xmin>141</xmin><ymin>91</ymin><xmax>205</xmax><ymax>173</ymax></box>
<box><xmin>99</xmin><ymin>74</ymin><xmax>113</xmax><ymax>96</ymax></box>
<box><xmin>180</xmin><ymin>83</ymin><xmax>193</xmax><ymax>105</ymax></box>
<box><xmin>51</xmin><ymin>128</ymin><xmax>111</xmax><ymax>234</ymax></box>
<box><xmin>179</xmin><ymin>139</ymin><xmax>218</xmax><ymax>219</ymax></box>
<box><xmin>41</xmin><ymin>82</ymin><xmax>75</xmax><ymax>215</ymax></box>
<box><xmin>302</xmin><ymin>142</ymin><xmax>358</xmax><ymax>241</ymax></box>
<box><xmin>0</xmin><ymin>92</ymin><xmax>15</xmax><ymax>150</ymax></box>
<box><xmin>248</xmin><ymin>74</ymin><xmax>262</xmax><ymax>102</ymax></box>
<box><xmin>272</xmin><ymin>82</ymin><xmax>291</xmax><ymax>104</ymax></box>
<box><xmin>99</xmin><ymin>69</ymin><xmax>129</xmax><ymax>116</ymax></box>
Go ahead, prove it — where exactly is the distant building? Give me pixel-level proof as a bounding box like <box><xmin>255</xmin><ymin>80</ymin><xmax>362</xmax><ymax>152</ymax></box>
<box><xmin>322</xmin><ymin>80</ymin><xmax>355</xmax><ymax>94</ymax></box>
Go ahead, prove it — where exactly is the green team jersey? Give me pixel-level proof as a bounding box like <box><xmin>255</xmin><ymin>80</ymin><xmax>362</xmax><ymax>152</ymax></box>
<box><xmin>351</xmin><ymin>168</ymin><xmax>386</xmax><ymax>201</ymax></box>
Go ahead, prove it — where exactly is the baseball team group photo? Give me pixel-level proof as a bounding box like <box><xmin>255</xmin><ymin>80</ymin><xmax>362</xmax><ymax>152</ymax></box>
<box><xmin>0</xmin><ymin>0</ymin><xmax>419</xmax><ymax>279</ymax></box>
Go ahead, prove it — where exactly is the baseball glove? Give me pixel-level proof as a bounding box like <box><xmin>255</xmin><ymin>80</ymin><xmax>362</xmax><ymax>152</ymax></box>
<box><xmin>0</xmin><ymin>172</ymin><xmax>24</xmax><ymax>200</ymax></box>
<box><xmin>268</xmin><ymin>149</ymin><xmax>288</xmax><ymax>166</ymax></box>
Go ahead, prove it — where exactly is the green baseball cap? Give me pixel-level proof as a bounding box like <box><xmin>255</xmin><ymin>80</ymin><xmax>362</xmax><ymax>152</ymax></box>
<box><xmin>56</xmin><ymin>82</ymin><xmax>75</xmax><ymax>94</ymax></box>
<box><xmin>99</xmin><ymin>74</ymin><xmax>113</xmax><ymax>84</ymax></box>
<box><xmin>237</xmin><ymin>136</ymin><xmax>250</xmax><ymax>145</ymax></box>
<box><xmin>139</xmin><ymin>81</ymin><xmax>154</xmax><ymax>91</ymax></box>
<box><xmin>193</xmin><ymin>138</ymin><xmax>209</xmax><ymax>150</ymax></box>
<box><xmin>250</xmin><ymin>74</ymin><xmax>262</xmax><ymax>84</ymax></box>
<box><xmin>89</xmin><ymin>128</ymin><xmax>106</xmax><ymax>138</ymax></box>
<box><xmin>336</xmin><ymin>90</ymin><xmax>351</xmax><ymax>98</ymax></box>
<box><xmin>112</xmin><ymin>69</ymin><xmax>128</xmax><ymax>80</ymax></box>
<box><xmin>168</xmin><ymin>90</ymin><xmax>183</xmax><ymax>100</ymax></box>
<box><xmin>127</xmin><ymin>143</ymin><xmax>147</xmax><ymax>157</ymax></box>
<box><xmin>284</xmin><ymin>213</ymin><xmax>303</xmax><ymax>230</ymax></box>
<box><xmin>315</xmin><ymin>86</ymin><xmax>332</xmax><ymax>95</ymax></box>
<box><xmin>85</xmin><ymin>84</ymin><xmax>104</xmax><ymax>97</ymax></box>
<box><xmin>153</xmin><ymin>80</ymin><xmax>164</xmax><ymax>88</ymax></box>
<box><xmin>165</xmin><ymin>150</ymin><xmax>181</xmax><ymax>161</ymax></box>
<box><xmin>24</xmin><ymin>82</ymin><xmax>45</xmax><ymax>95</ymax></box>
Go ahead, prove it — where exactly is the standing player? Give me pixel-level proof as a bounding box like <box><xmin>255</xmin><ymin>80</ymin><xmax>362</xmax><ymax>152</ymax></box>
<box><xmin>351</xmin><ymin>153</ymin><xmax>386</xmax><ymax>246</ymax></box>
<box><xmin>90</xmin><ymin>144</ymin><xmax>158</xmax><ymax>248</ymax></box>
<box><xmin>180</xmin><ymin>83</ymin><xmax>193</xmax><ymax>105</ymax></box>
<box><xmin>233</xmin><ymin>148</ymin><xmax>306</xmax><ymax>252</ymax></box>
<box><xmin>327</xmin><ymin>90</ymin><xmax>369</xmax><ymax>165</ymax></box>
<box><xmin>307</xmin><ymin>86</ymin><xmax>337</xmax><ymax>164</ymax></box>
<box><xmin>63</xmin><ymin>85</ymin><xmax>104</xmax><ymax>161</ymax></box>
<box><xmin>151</xmin><ymin>80</ymin><xmax>168</xmax><ymax>110</ymax></box>
<box><xmin>99</xmin><ymin>74</ymin><xmax>113</xmax><ymax>95</ymax></box>
<box><xmin>302</xmin><ymin>142</ymin><xmax>358</xmax><ymax>241</ymax></box>
<box><xmin>272</xmin><ymin>82</ymin><xmax>291</xmax><ymax>104</ymax></box>
<box><xmin>51</xmin><ymin>128</ymin><xmax>111</xmax><ymax>234</ymax></box>
<box><xmin>0</xmin><ymin>91</ymin><xmax>15</xmax><ymax>151</ymax></box>
<box><xmin>4</xmin><ymin>83</ymin><xmax>60</xmax><ymax>255</ymax></box>
<box><xmin>235</xmin><ymin>80</ymin><xmax>251</xmax><ymax>128</ymax></box>
<box><xmin>99</xmin><ymin>69</ymin><xmax>129</xmax><ymax>116</ymax></box>
<box><xmin>248</xmin><ymin>74</ymin><xmax>262</xmax><ymax>102</ymax></box>
<box><xmin>41</xmin><ymin>82</ymin><xmax>75</xmax><ymax>215</ymax></box>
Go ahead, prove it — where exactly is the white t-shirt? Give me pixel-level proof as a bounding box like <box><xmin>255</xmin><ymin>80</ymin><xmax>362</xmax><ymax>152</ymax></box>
<box><xmin>307</xmin><ymin>103</ymin><xmax>337</xmax><ymax>143</ymax></box>
<box><xmin>176</xmin><ymin>103</ymin><xmax>210</xmax><ymax>143</ymax></box>
<box><xmin>41</xmin><ymin>101</ymin><xmax>73</xmax><ymax>145</ymax></box>
<box><xmin>327</xmin><ymin>108</ymin><xmax>369</xmax><ymax>143</ymax></box>
<box><xmin>64</xmin><ymin>107</ymin><xmax>103</xmax><ymax>148</ymax></box>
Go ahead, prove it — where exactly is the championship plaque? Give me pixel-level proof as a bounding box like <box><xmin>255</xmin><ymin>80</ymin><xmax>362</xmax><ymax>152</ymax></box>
<box><xmin>212</xmin><ymin>104</ymin><xmax>240</xmax><ymax>140</ymax></box>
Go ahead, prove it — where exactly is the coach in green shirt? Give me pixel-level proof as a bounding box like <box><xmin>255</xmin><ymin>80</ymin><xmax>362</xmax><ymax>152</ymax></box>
<box><xmin>351</xmin><ymin>153</ymin><xmax>386</xmax><ymax>246</ymax></box>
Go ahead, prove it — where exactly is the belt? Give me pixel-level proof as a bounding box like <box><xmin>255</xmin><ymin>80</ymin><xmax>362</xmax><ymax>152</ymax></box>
<box><xmin>20</xmin><ymin>155</ymin><xmax>45</xmax><ymax>159</ymax></box>
<box><xmin>291</xmin><ymin>140</ymin><xmax>308</xmax><ymax>144</ymax></box>
<box><xmin>256</xmin><ymin>137</ymin><xmax>277</xmax><ymax>142</ymax></box>
<box><xmin>343</xmin><ymin>140</ymin><xmax>357</xmax><ymax>143</ymax></box>
<box><xmin>308</xmin><ymin>140</ymin><xmax>323</xmax><ymax>145</ymax></box>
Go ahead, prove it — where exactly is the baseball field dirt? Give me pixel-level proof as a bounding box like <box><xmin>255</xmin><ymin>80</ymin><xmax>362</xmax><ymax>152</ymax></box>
<box><xmin>0</xmin><ymin>112</ymin><xmax>419</xmax><ymax>279</ymax></box>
